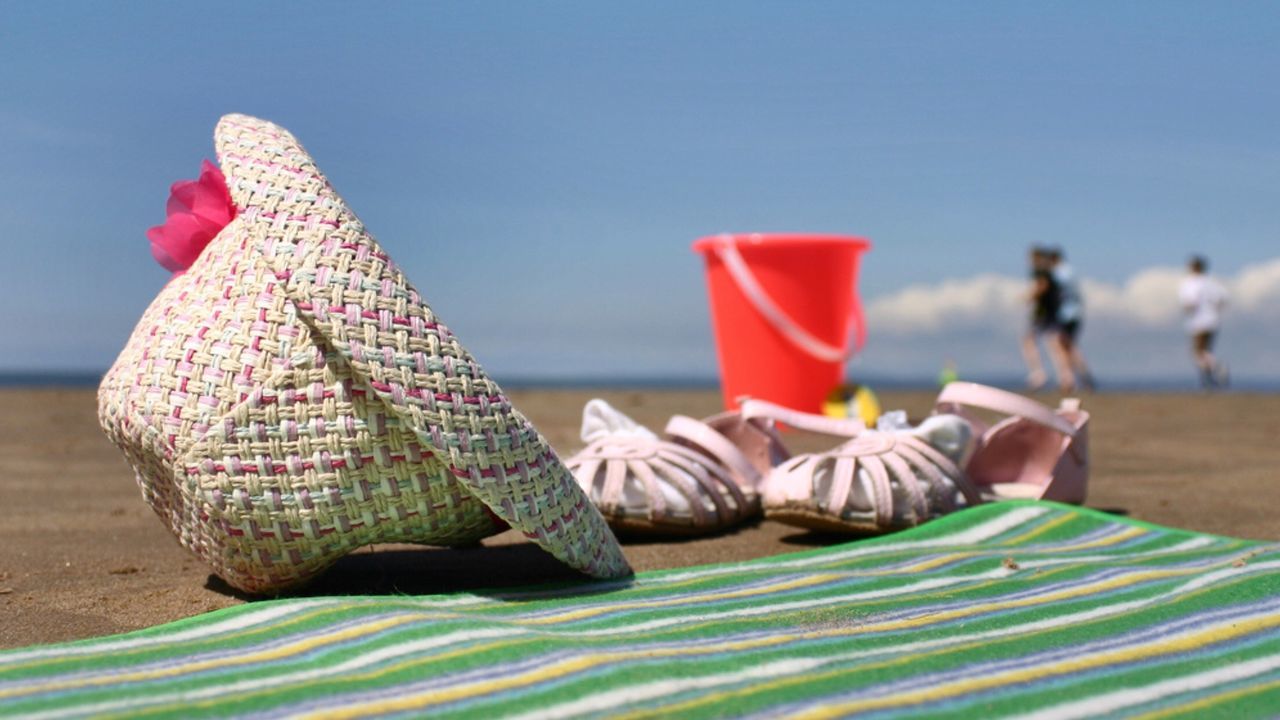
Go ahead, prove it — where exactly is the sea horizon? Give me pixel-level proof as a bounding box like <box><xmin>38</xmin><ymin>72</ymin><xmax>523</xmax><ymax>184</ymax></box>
<box><xmin>4</xmin><ymin>370</ymin><xmax>1278</xmax><ymax>394</ymax></box>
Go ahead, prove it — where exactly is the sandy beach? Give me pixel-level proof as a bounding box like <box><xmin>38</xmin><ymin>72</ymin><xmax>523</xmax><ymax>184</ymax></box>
<box><xmin>1</xmin><ymin>387</ymin><xmax>1276</xmax><ymax>650</ymax></box>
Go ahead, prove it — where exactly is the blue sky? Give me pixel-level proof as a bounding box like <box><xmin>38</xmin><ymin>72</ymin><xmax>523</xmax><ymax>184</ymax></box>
<box><xmin>1</xmin><ymin>2</ymin><xmax>1278</xmax><ymax>384</ymax></box>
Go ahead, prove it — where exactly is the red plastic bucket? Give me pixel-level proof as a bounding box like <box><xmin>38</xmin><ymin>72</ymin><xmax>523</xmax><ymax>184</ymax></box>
<box><xmin>692</xmin><ymin>233</ymin><xmax>871</xmax><ymax>414</ymax></box>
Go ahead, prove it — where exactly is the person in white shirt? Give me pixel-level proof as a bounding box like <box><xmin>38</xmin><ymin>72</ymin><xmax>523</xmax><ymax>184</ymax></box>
<box><xmin>1178</xmin><ymin>255</ymin><xmax>1229</xmax><ymax>389</ymax></box>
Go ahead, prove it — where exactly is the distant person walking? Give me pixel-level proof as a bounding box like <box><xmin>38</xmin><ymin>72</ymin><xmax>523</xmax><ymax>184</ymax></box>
<box><xmin>1047</xmin><ymin>248</ymin><xmax>1095</xmax><ymax>391</ymax></box>
<box><xmin>1179</xmin><ymin>255</ymin><xmax>1229</xmax><ymax>389</ymax></box>
<box><xmin>1020</xmin><ymin>246</ymin><xmax>1070</xmax><ymax>391</ymax></box>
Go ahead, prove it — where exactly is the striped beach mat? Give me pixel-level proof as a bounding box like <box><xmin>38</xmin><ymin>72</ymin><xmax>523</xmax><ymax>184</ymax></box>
<box><xmin>3</xmin><ymin>501</ymin><xmax>1279</xmax><ymax>719</ymax></box>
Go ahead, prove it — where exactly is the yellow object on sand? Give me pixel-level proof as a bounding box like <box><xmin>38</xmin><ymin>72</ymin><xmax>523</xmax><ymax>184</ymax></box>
<box><xmin>823</xmin><ymin>383</ymin><xmax>881</xmax><ymax>427</ymax></box>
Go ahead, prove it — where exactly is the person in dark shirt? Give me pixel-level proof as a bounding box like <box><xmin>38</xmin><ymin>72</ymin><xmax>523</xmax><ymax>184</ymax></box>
<box><xmin>1020</xmin><ymin>246</ymin><xmax>1070</xmax><ymax>391</ymax></box>
<box><xmin>1047</xmin><ymin>247</ymin><xmax>1095</xmax><ymax>392</ymax></box>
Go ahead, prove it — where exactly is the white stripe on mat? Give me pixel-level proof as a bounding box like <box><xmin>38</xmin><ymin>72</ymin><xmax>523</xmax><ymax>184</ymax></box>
<box><xmin>646</xmin><ymin>506</ymin><xmax>1051</xmax><ymax>586</ymax></box>
<box><xmin>16</xmin><ymin>628</ymin><xmax>519</xmax><ymax>720</ymax></box>
<box><xmin>503</xmin><ymin>561</ymin><xmax>1280</xmax><ymax>720</ymax></box>
<box><xmin>1017</xmin><ymin>651</ymin><xmax>1280</xmax><ymax>720</ymax></box>
<box><xmin>1014</xmin><ymin>536</ymin><xmax>1220</xmax><ymax>568</ymax></box>
<box><xmin>0</xmin><ymin>601</ymin><xmax>338</xmax><ymax>665</ymax></box>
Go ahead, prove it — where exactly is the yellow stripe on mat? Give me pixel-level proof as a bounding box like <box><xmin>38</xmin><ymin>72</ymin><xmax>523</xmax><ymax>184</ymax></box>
<box><xmin>308</xmin><ymin>566</ymin><xmax>1199</xmax><ymax>719</ymax></box>
<box><xmin>787</xmin><ymin>611</ymin><xmax>1280</xmax><ymax>719</ymax></box>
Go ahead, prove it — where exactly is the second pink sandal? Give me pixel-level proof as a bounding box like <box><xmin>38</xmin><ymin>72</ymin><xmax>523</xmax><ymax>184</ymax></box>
<box><xmin>762</xmin><ymin>382</ymin><xmax>1090</xmax><ymax>534</ymax></box>
<box><xmin>933</xmin><ymin>382</ymin><xmax>1089</xmax><ymax>504</ymax></box>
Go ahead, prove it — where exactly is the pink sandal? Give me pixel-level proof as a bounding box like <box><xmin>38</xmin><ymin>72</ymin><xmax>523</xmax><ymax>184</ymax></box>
<box><xmin>762</xmin><ymin>414</ymin><xmax>982</xmax><ymax>533</ymax></box>
<box><xmin>762</xmin><ymin>382</ymin><xmax>1089</xmax><ymax>534</ymax></box>
<box><xmin>933</xmin><ymin>382</ymin><xmax>1089</xmax><ymax>504</ymax></box>
<box><xmin>566</xmin><ymin>399</ymin><xmax>864</xmax><ymax>536</ymax></box>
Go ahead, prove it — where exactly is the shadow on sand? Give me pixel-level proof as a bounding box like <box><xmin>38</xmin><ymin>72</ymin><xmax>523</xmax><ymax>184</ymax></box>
<box><xmin>204</xmin><ymin>542</ymin><xmax>630</xmax><ymax>602</ymax></box>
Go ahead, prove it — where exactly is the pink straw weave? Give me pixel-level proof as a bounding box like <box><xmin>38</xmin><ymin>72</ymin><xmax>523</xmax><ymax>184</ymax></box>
<box><xmin>98</xmin><ymin>114</ymin><xmax>631</xmax><ymax>593</ymax></box>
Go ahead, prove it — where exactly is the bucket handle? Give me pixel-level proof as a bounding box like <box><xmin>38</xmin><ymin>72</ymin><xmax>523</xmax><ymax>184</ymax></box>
<box><xmin>713</xmin><ymin>234</ymin><xmax>866</xmax><ymax>364</ymax></box>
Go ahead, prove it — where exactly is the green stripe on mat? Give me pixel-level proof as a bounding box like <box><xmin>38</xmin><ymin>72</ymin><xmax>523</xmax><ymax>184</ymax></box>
<box><xmin>2</xmin><ymin>501</ymin><xmax>1279</xmax><ymax>719</ymax></box>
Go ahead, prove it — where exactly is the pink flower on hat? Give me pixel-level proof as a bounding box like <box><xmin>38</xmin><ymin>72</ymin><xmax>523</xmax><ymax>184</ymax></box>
<box><xmin>146</xmin><ymin>160</ymin><xmax>236</xmax><ymax>273</ymax></box>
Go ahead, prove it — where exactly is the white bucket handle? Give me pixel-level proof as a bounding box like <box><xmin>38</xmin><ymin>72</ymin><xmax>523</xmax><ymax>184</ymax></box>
<box><xmin>713</xmin><ymin>234</ymin><xmax>866</xmax><ymax>364</ymax></box>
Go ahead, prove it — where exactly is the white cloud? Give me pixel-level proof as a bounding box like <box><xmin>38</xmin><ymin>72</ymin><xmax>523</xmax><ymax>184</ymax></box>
<box><xmin>865</xmin><ymin>274</ymin><xmax>1025</xmax><ymax>335</ymax></box>
<box><xmin>867</xmin><ymin>257</ymin><xmax>1280</xmax><ymax>335</ymax></box>
<box><xmin>1082</xmin><ymin>267</ymin><xmax>1184</xmax><ymax>327</ymax></box>
<box><xmin>1233</xmin><ymin>258</ymin><xmax>1280</xmax><ymax>317</ymax></box>
<box><xmin>858</xmin><ymin>257</ymin><xmax>1280</xmax><ymax>381</ymax></box>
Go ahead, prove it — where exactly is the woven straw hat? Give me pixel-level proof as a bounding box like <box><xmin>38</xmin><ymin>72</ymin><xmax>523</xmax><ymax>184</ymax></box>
<box><xmin>99</xmin><ymin>114</ymin><xmax>631</xmax><ymax>593</ymax></box>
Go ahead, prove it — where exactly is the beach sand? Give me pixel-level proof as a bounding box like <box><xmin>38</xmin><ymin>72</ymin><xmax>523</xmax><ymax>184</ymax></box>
<box><xmin>1</xmin><ymin>387</ymin><xmax>1276</xmax><ymax>649</ymax></box>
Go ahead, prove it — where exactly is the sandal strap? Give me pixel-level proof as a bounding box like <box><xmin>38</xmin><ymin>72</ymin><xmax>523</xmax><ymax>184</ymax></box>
<box><xmin>739</xmin><ymin>398</ymin><xmax>866</xmax><ymax>436</ymax></box>
<box><xmin>935</xmin><ymin>382</ymin><xmax>1077</xmax><ymax>437</ymax></box>
<box><xmin>878</xmin><ymin>450</ymin><xmax>929</xmax><ymax>520</ymax></box>
<box><xmin>895</xmin><ymin>435</ymin><xmax>983</xmax><ymax>507</ymax></box>
<box><xmin>601</xmin><ymin>452</ymin><xmax>631</xmax><ymax>515</ymax></box>
<box><xmin>569</xmin><ymin>437</ymin><xmax>748</xmax><ymax>527</ymax></box>
<box><xmin>824</xmin><ymin>455</ymin><xmax>857</xmax><ymax>523</ymax></box>
<box><xmin>817</xmin><ymin>437</ymin><xmax>902</xmax><ymax>529</ymax></box>
<box><xmin>659</xmin><ymin>443</ymin><xmax>751</xmax><ymax>519</ymax></box>
<box><xmin>664</xmin><ymin>415</ymin><xmax>762</xmax><ymax>486</ymax></box>
<box><xmin>627</xmin><ymin>457</ymin><xmax>680</xmax><ymax>523</ymax></box>
<box><xmin>857</xmin><ymin>455</ymin><xmax>895</xmax><ymax>528</ymax></box>
<box><xmin>782</xmin><ymin>429</ymin><xmax>977</xmax><ymax>530</ymax></box>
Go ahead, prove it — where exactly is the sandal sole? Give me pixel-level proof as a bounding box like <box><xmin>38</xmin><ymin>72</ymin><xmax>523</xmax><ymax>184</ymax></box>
<box><xmin>765</xmin><ymin>507</ymin><xmax>906</xmax><ymax>535</ymax></box>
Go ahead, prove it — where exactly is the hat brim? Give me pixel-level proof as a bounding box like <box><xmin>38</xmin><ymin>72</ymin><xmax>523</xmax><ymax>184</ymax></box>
<box><xmin>213</xmin><ymin>114</ymin><xmax>631</xmax><ymax>580</ymax></box>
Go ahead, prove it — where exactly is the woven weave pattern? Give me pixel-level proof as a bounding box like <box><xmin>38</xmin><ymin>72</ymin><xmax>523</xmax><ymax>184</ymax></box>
<box><xmin>98</xmin><ymin>115</ymin><xmax>630</xmax><ymax>592</ymax></box>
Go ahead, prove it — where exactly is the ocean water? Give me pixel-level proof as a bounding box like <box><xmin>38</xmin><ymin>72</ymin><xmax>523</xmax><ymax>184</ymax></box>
<box><xmin>3</xmin><ymin>371</ymin><xmax>1277</xmax><ymax>393</ymax></box>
